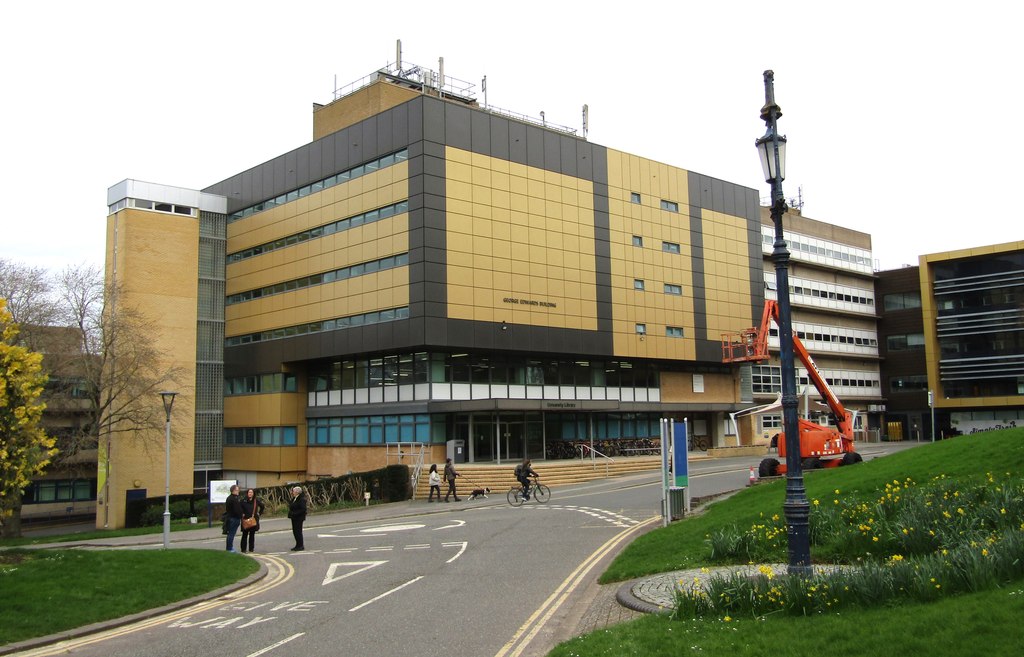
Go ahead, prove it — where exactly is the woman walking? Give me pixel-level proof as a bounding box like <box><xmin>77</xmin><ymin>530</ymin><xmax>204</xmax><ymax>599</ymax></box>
<box><xmin>240</xmin><ymin>488</ymin><xmax>265</xmax><ymax>553</ymax></box>
<box><xmin>427</xmin><ymin>464</ymin><xmax>441</xmax><ymax>502</ymax></box>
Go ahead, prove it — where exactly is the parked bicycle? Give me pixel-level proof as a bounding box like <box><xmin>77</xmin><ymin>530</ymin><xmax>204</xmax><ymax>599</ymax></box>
<box><xmin>507</xmin><ymin>478</ymin><xmax>550</xmax><ymax>506</ymax></box>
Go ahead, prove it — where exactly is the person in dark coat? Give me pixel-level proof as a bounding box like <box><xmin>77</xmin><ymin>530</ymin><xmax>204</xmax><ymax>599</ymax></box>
<box><xmin>225</xmin><ymin>484</ymin><xmax>243</xmax><ymax>552</ymax></box>
<box><xmin>240</xmin><ymin>488</ymin><xmax>266</xmax><ymax>553</ymax></box>
<box><xmin>288</xmin><ymin>486</ymin><xmax>307</xmax><ymax>551</ymax></box>
<box><xmin>443</xmin><ymin>457</ymin><xmax>460</xmax><ymax>502</ymax></box>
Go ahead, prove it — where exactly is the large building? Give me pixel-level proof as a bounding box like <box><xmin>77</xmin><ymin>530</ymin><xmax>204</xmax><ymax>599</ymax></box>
<box><xmin>746</xmin><ymin>210</ymin><xmax>883</xmax><ymax>442</ymax></box>
<box><xmin>101</xmin><ymin>60</ymin><xmax>876</xmax><ymax>526</ymax></box>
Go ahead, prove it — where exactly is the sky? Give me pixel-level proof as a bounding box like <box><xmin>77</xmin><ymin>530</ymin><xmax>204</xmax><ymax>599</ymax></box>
<box><xmin>1</xmin><ymin>1</ymin><xmax>1020</xmax><ymax>273</ymax></box>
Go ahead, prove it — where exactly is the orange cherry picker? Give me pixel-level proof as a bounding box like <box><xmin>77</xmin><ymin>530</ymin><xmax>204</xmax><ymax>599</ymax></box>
<box><xmin>722</xmin><ymin>300</ymin><xmax>863</xmax><ymax>478</ymax></box>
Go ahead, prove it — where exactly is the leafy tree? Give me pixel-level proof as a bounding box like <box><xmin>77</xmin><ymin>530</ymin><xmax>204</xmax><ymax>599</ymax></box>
<box><xmin>0</xmin><ymin>299</ymin><xmax>57</xmax><ymax>538</ymax></box>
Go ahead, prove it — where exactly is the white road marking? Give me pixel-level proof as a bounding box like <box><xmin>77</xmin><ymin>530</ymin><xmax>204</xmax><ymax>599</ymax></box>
<box><xmin>441</xmin><ymin>541</ymin><xmax>468</xmax><ymax>563</ymax></box>
<box><xmin>433</xmin><ymin>519</ymin><xmax>466</xmax><ymax>530</ymax></box>
<box><xmin>365</xmin><ymin>546</ymin><xmax>394</xmax><ymax>552</ymax></box>
<box><xmin>405</xmin><ymin>544</ymin><xmax>431</xmax><ymax>550</ymax></box>
<box><xmin>359</xmin><ymin>523</ymin><xmax>425</xmax><ymax>533</ymax></box>
<box><xmin>245</xmin><ymin>632</ymin><xmax>305</xmax><ymax>657</ymax></box>
<box><xmin>348</xmin><ymin>576</ymin><xmax>424</xmax><ymax>612</ymax></box>
<box><xmin>322</xmin><ymin>560</ymin><xmax>387</xmax><ymax>586</ymax></box>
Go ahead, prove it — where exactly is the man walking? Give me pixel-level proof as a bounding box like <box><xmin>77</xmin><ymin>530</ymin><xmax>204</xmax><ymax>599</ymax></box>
<box><xmin>443</xmin><ymin>457</ymin><xmax>460</xmax><ymax>502</ymax></box>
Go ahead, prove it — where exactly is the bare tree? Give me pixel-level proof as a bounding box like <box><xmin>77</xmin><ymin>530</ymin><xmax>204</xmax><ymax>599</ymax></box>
<box><xmin>0</xmin><ymin>261</ymin><xmax>186</xmax><ymax>535</ymax></box>
<box><xmin>57</xmin><ymin>263</ymin><xmax>186</xmax><ymax>460</ymax></box>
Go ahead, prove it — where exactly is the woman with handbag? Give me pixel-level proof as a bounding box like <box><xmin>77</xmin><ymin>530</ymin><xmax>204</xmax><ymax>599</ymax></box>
<box><xmin>240</xmin><ymin>488</ymin><xmax>265</xmax><ymax>554</ymax></box>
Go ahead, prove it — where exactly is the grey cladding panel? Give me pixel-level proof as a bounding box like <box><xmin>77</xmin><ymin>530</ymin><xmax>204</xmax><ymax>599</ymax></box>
<box><xmin>285</xmin><ymin>152</ymin><xmax>297</xmax><ymax>190</ymax></box>
<box><xmin>321</xmin><ymin>133</ymin><xmax>336</xmax><ymax>175</ymax></box>
<box><xmin>407</xmin><ymin>98</ymin><xmax>423</xmax><ymax>144</ymax></box>
<box><xmin>508</xmin><ymin>122</ymin><xmax>527</xmax><ymax>162</ymax></box>
<box><xmin>543</xmin><ymin>130</ymin><xmax>561</xmax><ymax>173</ymax></box>
<box><xmin>295</xmin><ymin>149</ymin><xmax>309</xmax><ymax>187</ymax></box>
<box><xmin>576</xmin><ymin>142</ymin><xmax>594</xmax><ymax>180</ymax></box>
<box><xmin>490</xmin><ymin>116</ymin><xmax>510</xmax><ymax>160</ymax></box>
<box><xmin>471</xmin><ymin>111</ymin><xmax>491</xmax><ymax>157</ymax></box>
<box><xmin>526</xmin><ymin>125</ymin><xmax>544</xmax><ymax>169</ymax></box>
<box><xmin>560</xmin><ymin>136</ymin><xmax>577</xmax><ymax>178</ymax></box>
<box><xmin>423</xmin><ymin>98</ymin><xmax>445</xmax><ymax>144</ymax></box>
<box><xmin>445</xmin><ymin>104</ymin><xmax>472</xmax><ymax>150</ymax></box>
<box><xmin>361</xmin><ymin>116</ymin><xmax>379</xmax><ymax>161</ymax></box>
<box><xmin>308</xmin><ymin>141</ymin><xmax>323</xmax><ymax>182</ymax></box>
<box><xmin>378</xmin><ymin>111</ymin><xmax>394</xmax><ymax>154</ymax></box>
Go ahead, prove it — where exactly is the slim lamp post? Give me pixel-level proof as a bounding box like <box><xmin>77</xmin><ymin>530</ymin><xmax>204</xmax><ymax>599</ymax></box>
<box><xmin>755</xmin><ymin>70</ymin><xmax>811</xmax><ymax>575</ymax></box>
<box><xmin>159</xmin><ymin>391</ymin><xmax>178</xmax><ymax>549</ymax></box>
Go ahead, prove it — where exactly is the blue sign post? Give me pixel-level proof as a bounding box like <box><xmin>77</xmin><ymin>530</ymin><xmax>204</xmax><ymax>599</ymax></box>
<box><xmin>672</xmin><ymin>420</ymin><xmax>689</xmax><ymax>487</ymax></box>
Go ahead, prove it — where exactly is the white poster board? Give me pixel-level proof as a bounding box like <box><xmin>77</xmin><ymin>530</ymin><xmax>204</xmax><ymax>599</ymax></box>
<box><xmin>209</xmin><ymin>479</ymin><xmax>237</xmax><ymax>504</ymax></box>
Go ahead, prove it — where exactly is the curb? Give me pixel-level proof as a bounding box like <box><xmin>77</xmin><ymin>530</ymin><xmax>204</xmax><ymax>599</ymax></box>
<box><xmin>615</xmin><ymin>577</ymin><xmax>673</xmax><ymax>616</ymax></box>
<box><xmin>0</xmin><ymin>558</ymin><xmax>269</xmax><ymax>656</ymax></box>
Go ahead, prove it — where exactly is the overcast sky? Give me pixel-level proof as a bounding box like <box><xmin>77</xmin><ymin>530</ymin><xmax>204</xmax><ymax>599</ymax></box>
<box><xmin>1</xmin><ymin>1</ymin><xmax>1019</xmax><ymax>273</ymax></box>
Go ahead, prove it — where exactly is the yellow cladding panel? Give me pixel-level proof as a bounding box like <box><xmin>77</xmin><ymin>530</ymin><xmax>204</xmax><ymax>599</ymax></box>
<box><xmin>604</xmin><ymin>149</ymin><xmax>702</xmax><ymax>359</ymax></box>
<box><xmin>226</xmin><ymin>267</ymin><xmax>410</xmax><ymax>336</ymax></box>
<box><xmin>226</xmin><ymin>161</ymin><xmax>409</xmax><ymax>265</ymax></box>
<box><xmin>312</xmin><ymin>80</ymin><xmax>421</xmax><ymax>140</ymax></box>
<box><xmin>445</xmin><ymin>147</ymin><xmax>598</xmax><ymax>330</ymax></box>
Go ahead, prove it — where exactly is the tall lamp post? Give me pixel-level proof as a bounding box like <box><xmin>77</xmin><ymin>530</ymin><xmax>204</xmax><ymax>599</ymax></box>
<box><xmin>755</xmin><ymin>70</ymin><xmax>811</xmax><ymax>575</ymax></box>
<box><xmin>159</xmin><ymin>391</ymin><xmax>178</xmax><ymax>549</ymax></box>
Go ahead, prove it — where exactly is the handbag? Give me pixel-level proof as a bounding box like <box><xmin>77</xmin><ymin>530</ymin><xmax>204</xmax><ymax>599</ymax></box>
<box><xmin>242</xmin><ymin>516</ymin><xmax>257</xmax><ymax>529</ymax></box>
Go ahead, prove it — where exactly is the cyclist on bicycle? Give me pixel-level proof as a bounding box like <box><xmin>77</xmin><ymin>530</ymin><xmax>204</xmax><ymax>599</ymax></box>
<box><xmin>515</xmin><ymin>458</ymin><xmax>538</xmax><ymax>500</ymax></box>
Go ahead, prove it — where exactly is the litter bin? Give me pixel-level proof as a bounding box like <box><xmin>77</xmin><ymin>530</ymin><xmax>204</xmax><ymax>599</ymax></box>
<box><xmin>446</xmin><ymin>439</ymin><xmax>466</xmax><ymax>463</ymax></box>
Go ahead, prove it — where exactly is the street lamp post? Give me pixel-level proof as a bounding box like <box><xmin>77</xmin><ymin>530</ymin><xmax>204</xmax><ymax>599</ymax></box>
<box><xmin>159</xmin><ymin>391</ymin><xmax>178</xmax><ymax>549</ymax></box>
<box><xmin>755</xmin><ymin>70</ymin><xmax>811</xmax><ymax>575</ymax></box>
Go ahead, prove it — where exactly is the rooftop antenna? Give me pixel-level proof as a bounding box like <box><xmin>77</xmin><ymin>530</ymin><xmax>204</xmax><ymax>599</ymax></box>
<box><xmin>582</xmin><ymin>104</ymin><xmax>589</xmax><ymax>140</ymax></box>
<box><xmin>482</xmin><ymin>75</ymin><xmax>488</xmax><ymax>109</ymax></box>
<box><xmin>540</xmin><ymin>111</ymin><xmax>546</xmax><ymax>126</ymax></box>
<box><xmin>396</xmin><ymin>39</ymin><xmax>402</xmax><ymax>73</ymax></box>
<box><xmin>438</xmin><ymin>57</ymin><xmax>445</xmax><ymax>98</ymax></box>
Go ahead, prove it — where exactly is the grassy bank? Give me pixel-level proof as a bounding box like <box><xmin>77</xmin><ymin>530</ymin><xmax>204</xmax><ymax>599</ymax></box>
<box><xmin>552</xmin><ymin>428</ymin><xmax>1024</xmax><ymax>657</ymax></box>
<box><xmin>0</xmin><ymin>549</ymin><xmax>258</xmax><ymax>646</ymax></box>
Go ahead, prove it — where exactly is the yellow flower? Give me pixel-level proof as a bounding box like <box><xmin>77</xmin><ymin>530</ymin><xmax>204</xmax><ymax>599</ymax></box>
<box><xmin>723</xmin><ymin>616</ymin><xmax>732</xmax><ymax>622</ymax></box>
<box><xmin>872</xmin><ymin>536</ymin><xmax>879</xmax><ymax>542</ymax></box>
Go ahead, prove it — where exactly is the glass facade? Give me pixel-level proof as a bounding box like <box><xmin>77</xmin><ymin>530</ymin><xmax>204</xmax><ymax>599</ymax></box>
<box><xmin>934</xmin><ymin>251</ymin><xmax>1024</xmax><ymax>398</ymax></box>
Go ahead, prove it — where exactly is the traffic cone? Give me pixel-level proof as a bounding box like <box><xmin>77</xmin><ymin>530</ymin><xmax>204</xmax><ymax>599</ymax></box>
<box><xmin>748</xmin><ymin>466</ymin><xmax>758</xmax><ymax>486</ymax></box>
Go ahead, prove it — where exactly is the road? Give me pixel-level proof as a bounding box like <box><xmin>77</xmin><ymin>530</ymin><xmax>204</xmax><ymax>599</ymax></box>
<box><xmin>14</xmin><ymin>441</ymin><xmax>923</xmax><ymax>657</ymax></box>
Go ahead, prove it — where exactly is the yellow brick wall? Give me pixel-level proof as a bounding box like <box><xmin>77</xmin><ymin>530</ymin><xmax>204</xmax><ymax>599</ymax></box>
<box><xmin>100</xmin><ymin>208</ymin><xmax>199</xmax><ymax>529</ymax></box>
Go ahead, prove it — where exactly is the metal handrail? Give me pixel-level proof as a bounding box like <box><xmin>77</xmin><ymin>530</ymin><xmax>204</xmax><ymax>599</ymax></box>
<box><xmin>577</xmin><ymin>444</ymin><xmax>615</xmax><ymax>477</ymax></box>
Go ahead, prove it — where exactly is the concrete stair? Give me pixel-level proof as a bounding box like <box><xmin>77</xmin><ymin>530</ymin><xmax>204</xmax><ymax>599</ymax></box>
<box><xmin>413</xmin><ymin>456</ymin><xmax>661</xmax><ymax>499</ymax></box>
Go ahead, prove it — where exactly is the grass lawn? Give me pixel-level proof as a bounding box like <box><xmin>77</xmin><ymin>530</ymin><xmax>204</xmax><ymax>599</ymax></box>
<box><xmin>0</xmin><ymin>549</ymin><xmax>259</xmax><ymax>646</ymax></box>
<box><xmin>553</xmin><ymin>428</ymin><xmax>1024</xmax><ymax>657</ymax></box>
<box><xmin>549</xmin><ymin>581</ymin><xmax>1024</xmax><ymax>657</ymax></box>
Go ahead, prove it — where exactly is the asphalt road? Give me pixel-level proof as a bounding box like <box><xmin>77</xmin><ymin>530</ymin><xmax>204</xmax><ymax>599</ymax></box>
<box><xmin>13</xmin><ymin>441</ymin><xmax>924</xmax><ymax>657</ymax></box>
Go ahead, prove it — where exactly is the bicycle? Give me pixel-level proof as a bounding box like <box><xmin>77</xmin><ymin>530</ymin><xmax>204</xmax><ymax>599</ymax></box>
<box><xmin>507</xmin><ymin>478</ymin><xmax>550</xmax><ymax>506</ymax></box>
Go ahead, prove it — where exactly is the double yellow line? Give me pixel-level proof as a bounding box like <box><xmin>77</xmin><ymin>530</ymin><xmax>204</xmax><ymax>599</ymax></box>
<box><xmin>494</xmin><ymin>515</ymin><xmax>658</xmax><ymax>657</ymax></box>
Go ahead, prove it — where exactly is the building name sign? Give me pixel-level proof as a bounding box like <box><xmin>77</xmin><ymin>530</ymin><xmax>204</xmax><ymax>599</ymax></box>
<box><xmin>543</xmin><ymin>401</ymin><xmax>578</xmax><ymax>409</ymax></box>
<box><xmin>503</xmin><ymin>297</ymin><xmax>558</xmax><ymax>309</ymax></box>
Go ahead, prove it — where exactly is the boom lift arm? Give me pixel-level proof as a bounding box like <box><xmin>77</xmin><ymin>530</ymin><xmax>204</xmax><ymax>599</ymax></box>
<box><xmin>722</xmin><ymin>300</ymin><xmax>859</xmax><ymax>474</ymax></box>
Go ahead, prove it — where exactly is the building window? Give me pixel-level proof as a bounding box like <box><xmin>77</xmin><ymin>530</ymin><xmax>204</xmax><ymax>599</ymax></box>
<box><xmin>630</xmin><ymin>192</ymin><xmax>641</xmax><ymax>204</ymax></box>
<box><xmin>634</xmin><ymin>279</ymin><xmax>645</xmax><ymax>291</ymax></box>
<box><xmin>635</xmin><ymin>324</ymin><xmax>647</xmax><ymax>335</ymax></box>
<box><xmin>884</xmin><ymin>292</ymin><xmax>922</xmax><ymax>311</ymax></box>
<box><xmin>631</xmin><ymin>235</ymin><xmax>643</xmax><ymax>247</ymax></box>
<box><xmin>660</xmin><ymin>200</ymin><xmax>679</xmax><ymax>212</ymax></box>
<box><xmin>224</xmin><ymin>427</ymin><xmax>298</xmax><ymax>446</ymax></box>
<box><xmin>890</xmin><ymin>375</ymin><xmax>928</xmax><ymax>392</ymax></box>
<box><xmin>664</xmin><ymin>284</ymin><xmax>682</xmax><ymax>296</ymax></box>
<box><xmin>666</xmin><ymin>326</ymin><xmax>684</xmax><ymax>338</ymax></box>
<box><xmin>886</xmin><ymin>333</ymin><xmax>925</xmax><ymax>352</ymax></box>
<box><xmin>662</xmin><ymin>241</ymin><xmax>680</xmax><ymax>254</ymax></box>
